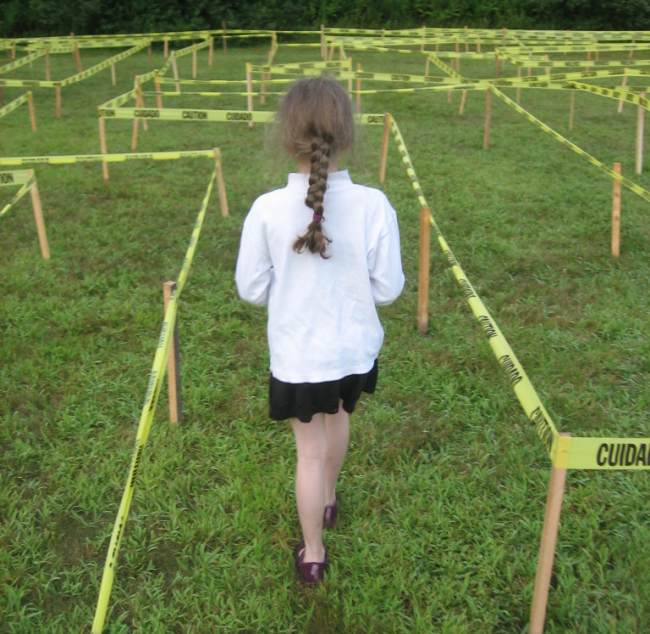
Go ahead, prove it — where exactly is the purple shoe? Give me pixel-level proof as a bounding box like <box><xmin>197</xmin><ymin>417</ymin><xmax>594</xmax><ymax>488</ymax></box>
<box><xmin>295</xmin><ymin>541</ymin><xmax>328</xmax><ymax>585</ymax></box>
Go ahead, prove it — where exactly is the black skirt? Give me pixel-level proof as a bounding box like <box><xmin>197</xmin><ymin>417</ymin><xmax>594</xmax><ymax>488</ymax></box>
<box><xmin>269</xmin><ymin>359</ymin><xmax>378</xmax><ymax>423</ymax></box>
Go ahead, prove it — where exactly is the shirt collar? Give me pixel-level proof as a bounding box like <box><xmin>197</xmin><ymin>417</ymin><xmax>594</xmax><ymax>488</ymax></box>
<box><xmin>287</xmin><ymin>169</ymin><xmax>353</xmax><ymax>191</ymax></box>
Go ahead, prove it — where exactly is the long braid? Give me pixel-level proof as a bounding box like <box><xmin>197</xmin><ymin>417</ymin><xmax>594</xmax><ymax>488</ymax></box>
<box><xmin>293</xmin><ymin>134</ymin><xmax>333</xmax><ymax>258</ymax></box>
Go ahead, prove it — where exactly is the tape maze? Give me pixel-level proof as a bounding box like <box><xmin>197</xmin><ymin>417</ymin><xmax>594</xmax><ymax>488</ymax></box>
<box><xmin>2</xmin><ymin>25</ymin><xmax>649</xmax><ymax>634</ymax></box>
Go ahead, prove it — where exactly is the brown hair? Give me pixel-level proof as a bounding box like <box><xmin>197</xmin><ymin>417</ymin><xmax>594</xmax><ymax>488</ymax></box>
<box><xmin>277</xmin><ymin>77</ymin><xmax>354</xmax><ymax>258</ymax></box>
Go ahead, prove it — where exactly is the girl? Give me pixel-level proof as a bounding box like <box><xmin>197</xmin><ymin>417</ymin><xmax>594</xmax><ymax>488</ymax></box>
<box><xmin>235</xmin><ymin>77</ymin><xmax>404</xmax><ymax>584</ymax></box>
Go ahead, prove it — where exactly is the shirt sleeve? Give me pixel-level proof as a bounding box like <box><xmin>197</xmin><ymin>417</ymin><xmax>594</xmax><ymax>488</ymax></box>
<box><xmin>235</xmin><ymin>202</ymin><xmax>273</xmax><ymax>306</ymax></box>
<box><xmin>368</xmin><ymin>195</ymin><xmax>405</xmax><ymax>306</ymax></box>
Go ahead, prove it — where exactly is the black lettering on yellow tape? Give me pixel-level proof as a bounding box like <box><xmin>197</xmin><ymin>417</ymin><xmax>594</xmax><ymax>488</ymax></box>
<box><xmin>129</xmin><ymin>444</ymin><xmax>144</xmax><ymax>489</ymax></box>
<box><xmin>391</xmin><ymin>73</ymin><xmax>412</xmax><ymax>81</ymax></box>
<box><xmin>135</xmin><ymin>109</ymin><xmax>160</xmax><ymax>118</ymax></box>
<box><xmin>365</xmin><ymin>114</ymin><xmax>384</xmax><ymax>124</ymax></box>
<box><xmin>0</xmin><ymin>173</ymin><xmax>15</xmax><ymax>184</ymax></box>
<box><xmin>182</xmin><ymin>110</ymin><xmax>208</xmax><ymax>120</ymax></box>
<box><xmin>479</xmin><ymin>315</ymin><xmax>497</xmax><ymax>339</ymax></box>
<box><xmin>530</xmin><ymin>406</ymin><xmax>554</xmax><ymax>454</ymax></box>
<box><xmin>596</xmin><ymin>442</ymin><xmax>650</xmax><ymax>467</ymax></box>
<box><xmin>226</xmin><ymin>111</ymin><xmax>252</xmax><ymax>121</ymax></box>
<box><xmin>498</xmin><ymin>353</ymin><xmax>523</xmax><ymax>385</ymax></box>
<box><xmin>459</xmin><ymin>278</ymin><xmax>475</xmax><ymax>298</ymax></box>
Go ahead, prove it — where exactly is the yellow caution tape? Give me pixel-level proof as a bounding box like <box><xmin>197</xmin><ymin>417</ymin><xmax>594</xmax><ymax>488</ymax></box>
<box><xmin>502</xmin><ymin>56</ymin><xmax>650</xmax><ymax>69</ymax></box>
<box><xmin>0</xmin><ymin>149</ymin><xmax>216</xmax><ymax>167</ymax></box>
<box><xmin>426</xmin><ymin>53</ymin><xmax>463</xmax><ymax>80</ymax></box>
<box><xmin>490</xmin><ymin>86</ymin><xmax>650</xmax><ymax>203</ymax></box>
<box><xmin>565</xmin><ymin>437</ymin><xmax>650</xmax><ymax>470</ymax></box>
<box><xmin>91</xmin><ymin>167</ymin><xmax>217</xmax><ymax>634</ymax></box>
<box><xmin>0</xmin><ymin>50</ymin><xmax>45</xmax><ymax>74</ymax></box>
<box><xmin>0</xmin><ymin>173</ymin><xmax>34</xmax><ymax>218</ymax></box>
<box><xmin>0</xmin><ymin>169</ymin><xmax>34</xmax><ymax>186</ymax></box>
<box><xmin>567</xmin><ymin>80</ymin><xmax>650</xmax><ymax>109</ymax></box>
<box><xmin>0</xmin><ymin>92</ymin><xmax>30</xmax><ymax>119</ymax></box>
<box><xmin>389</xmin><ymin>116</ymin><xmax>560</xmax><ymax>459</ymax></box>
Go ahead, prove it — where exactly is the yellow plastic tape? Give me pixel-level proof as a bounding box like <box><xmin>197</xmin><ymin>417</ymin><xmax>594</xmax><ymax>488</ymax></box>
<box><xmin>0</xmin><ymin>49</ymin><xmax>45</xmax><ymax>74</ymax></box>
<box><xmin>92</xmin><ymin>169</ymin><xmax>217</xmax><ymax>634</ymax></box>
<box><xmin>0</xmin><ymin>149</ymin><xmax>215</xmax><ymax>167</ymax></box>
<box><xmin>0</xmin><ymin>92</ymin><xmax>30</xmax><ymax>119</ymax></box>
<box><xmin>0</xmin><ymin>169</ymin><xmax>34</xmax><ymax>186</ymax></box>
<box><xmin>389</xmin><ymin>116</ymin><xmax>560</xmax><ymax>459</ymax></box>
<box><xmin>566</xmin><ymin>437</ymin><xmax>650</xmax><ymax>470</ymax></box>
<box><xmin>0</xmin><ymin>177</ymin><xmax>34</xmax><ymax>218</ymax></box>
<box><xmin>490</xmin><ymin>86</ymin><xmax>650</xmax><ymax>203</ymax></box>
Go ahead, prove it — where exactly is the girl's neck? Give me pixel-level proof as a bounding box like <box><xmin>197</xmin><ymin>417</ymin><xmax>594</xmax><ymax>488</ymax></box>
<box><xmin>297</xmin><ymin>160</ymin><xmax>339</xmax><ymax>174</ymax></box>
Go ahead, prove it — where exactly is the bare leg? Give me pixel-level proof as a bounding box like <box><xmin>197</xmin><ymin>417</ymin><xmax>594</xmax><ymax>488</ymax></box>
<box><xmin>323</xmin><ymin>400</ymin><xmax>350</xmax><ymax>506</ymax></box>
<box><xmin>291</xmin><ymin>414</ymin><xmax>327</xmax><ymax>563</ymax></box>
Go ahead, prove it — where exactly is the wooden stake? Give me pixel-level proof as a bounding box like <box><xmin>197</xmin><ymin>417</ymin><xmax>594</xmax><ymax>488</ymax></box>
<box><xmin>192</xmin><ymin>45</ymin><xmax>197</xmax><ymax>79</ymax></box>
<box><xmin>98</xmin><ymin>117</ymin><xmax>109</xmax><ymax>182</ymax></box>
<box><xmin>29</xmin><ymin>178</ymin><xmax>50</xmax><ymax>260</ymax></box>
<box><xmin>483</xmin><ymin>88</ymin><xmax>492</xmax><ymax>149</ymax></box>
<box><xmin>260</xmin><ymin>72</ymin><xmax>268</xmax><ymax>105</ymax></box>
<box><xmin>131</xmin><ymin>96</ymin><xmax>140</xmax><ymax>151</ymax></box>
<box><xmin>417</xmin><ymin>207</ymin><xmax>431</xmax><ymax>335</ymax></box>
<box><xmin>516</xmin><ymin>67</ymin><xmax>522</xmax><ymax>103</ymax></box>
<box><xmin>222</xmin><ymin>21</ymin><xmax>228</xmax><ymax>52</ymax></box>
<box><xmin>618</xmin><ymin>69</ymin><xmax>628</xmax><ymax>114</ymax></box>
<box><xmin>347</xmin><ymin>58</ymin><xmax>353</xmax><ymax>94</ymax></box>
<box><xmin>636</xmin><ymin>92</ymin><xmax>645</xmax><ymax>175</ymax></box>
<box><xmin>45</xmin><ymin>49</ymin><xmax>51</xmax><ymax>81</ymax></box>
<box><xmin>379</xmin><ymin>113</ymin><xmax>392</xmax><ymax>184</ymax></box>
<box><xmin>208</xmin><ymin>36</ymin><xmax>214</xmax><ymax>67</ymax></box>
<box><xmin>171</xmin><ymin>54</ymin><xmax>180</xmax><ymax>93</ymax></box>
<box><xmin>528</xmin><ymin>433</ymin><xmax>569</xmax><ymax>634</ymax></box>
<box><xmin>154</xmin><ymin>74</ymin><xmax>163</xmax><ymax>108</ymax></box>
<box><xmin>163</xmin><ymin>38</ymin><xmax>169</xmax><ymax>59</ymax></box>
<box><xmin>355</xmin><ymin>63</ymin><xmax>362</xmax><ymax>113</ymax></box>
<box><xmin>147</xmin><ymin>43</ymin><xmax>152</xmax><ymax>62</ymax></box>
<box><xmin>246</xmin><ymin>62</ymin><xmax>254</xmax><ymax>128</ymax></box>
<box><xmin>163</xmin><ymin>281</ymin><xmax>182</xmax><ymax>424</ymax></box>
<box><xmin>110</xmin><ymin>63</ymin><xmax>116</xmax><ymax>86</ymax></box>
<box><xmin>135</xmin><ymin>78</ymin><xmax>148</xmax><ymax>132</ymax></box>
<box><xmin>611</xmin><ymin>162</ymin><xmax>621</xmax><ymax>258</ymax></box>
<box><xmin>320</xmin><ymin>24</ymin><xmax>326</xmax><ymax>60</ymax></box>
<box><xmin>568</xmin><ymin>91</ymin><xmax>575</xmax><ymax>131</ymax></box>
<box><xmin>70</xmin><ymin>33</ymin><xmax>82</xmax><ymax>72</ymax></box>
<box><xmin>495</xmin><ymin>53</ymin><xmax>501</xmax><ymax>78</ymax></box>
<box><xmin>27</xmin><ymin>91</ymin><xmax>37</xmax><ymax>132</ymax></box>
<box><xmin>458</xmin><ymin>89</ymin><xmax>468</xmax><ymax>115</ymax></box>
<box><xmin>213</xmin><ymin>148</ymin><xmax>229</xmax><ymax>217</ymax></box>
<box><xmin>55</xmin><ymin>85</ymin><xmax>62</xmax><ymax>118</ymax></box>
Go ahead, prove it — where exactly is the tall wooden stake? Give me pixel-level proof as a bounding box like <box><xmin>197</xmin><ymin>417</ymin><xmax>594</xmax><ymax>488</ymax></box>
<box><xmin>135</xmin><ymin>78</ymin><xmax>148</xmax><ymax>132</ymax></box>
<box><xmin>611</xmin><ymin>162</ymin><xmax>621</xmax><ymax>258</ymax></box>
<box><xmin>163</xmin><ymin>38</ymin><xmax>169</xmax><ymax>59</ymax></box>
<box><xmin>246</xmin><ymin>62</ymin><xmax>254</xmax><ymax>129</ymax></box>
<box><xmin>45</xmin><ymin>48</ymin><xmax>51</xmax><ymax>81</ymax></box>
<box><xmin>110</xmin><ymin>63</ymin><xmax>116</xmax><ymax>86</ymax></box>
<box><xmin>27</xmin><ymin>91</ymin><xmax>37</xmax><ymax>132</ymax></box>
<box><xmin>618</xmin><ymin>69</ymin><xmax>628</xmax><ymax>114</ymax></box>
<box><xmin>154</xmin><ymin>74</ymin><xmax>163</xmax><ymax>108</ymax></box>
<box><xmin>29</xmin><ymin>178</ymin><xmax>50</xmax><ymax>260</ymax></box>
<box><xmin>98</xmin><ymin>117</ymin><xmax>109</xmax><ymax>182</ymax></box>
<box><xmin>171</xmin><ymin>54</ymin><xmax>180</xmax><ymax>92</ymax></box>
<box><xmin>192</xmin><ymin>45</ymin><xmax>197</xmax><ymax>79</ymax></box>
<box><xmin>635</xmin><ymin>92</ymin><xmax>645</xmax><ymax>175</ymax></box>
<box><xmin>55</xmin><ymin>85</ymin><xmax>62</xmax><ymax>118</ymax></box>
<box><xmin>417</xmin><ymin>207</ymin><xmax>431</xmax><ymax>335</ymax></box>
<box><xmin>163</xmin><ymin>281</ymin><xmax>182</xmax><ymax>424</ymax></box>
<box><xmin>529</xmin><ymin>433</ymin><xmax>570</xmax><ymax>634</ymax></box>
<box><xmin>208</xmin><ymin>36</ymin><xmax>214</xmax><ymax>67</ymax></box>
<box><xmin>379</xmin><ymin>113</ymin><xmax>392</xmax><ymax>184</ymax></box>
<box><xmin>355</xmin><ymin>62</ymin><xmax>362</xmax><ymax>113</ymax></box>
<box><xmin>458</xmin><ymin>89</ymin><xmax>468</xmax><ymax>115</ymax></box>
<box><xmin>483</xmin><ymin>88</ymin><xmax>492</xmax><ymax>149</ymax></box>
<box><xmin>213</xmin><ymin>148</ymin><xmax>229</xmax><ymax>217</ymax></box>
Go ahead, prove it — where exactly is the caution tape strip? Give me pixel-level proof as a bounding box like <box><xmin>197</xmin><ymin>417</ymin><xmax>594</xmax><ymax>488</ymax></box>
<box><xmin>0</xmin><ymin>169</ymin><xmax>34</xmax><ymax>186</ymax></box>
<box><xmin>389</xmin><ymin>116</ymin><xmax>561</xmax><ymax>462</ymax></box>
<box><xmin>0</xmin><ymin>92</ymin><xmax>30</xmax><ymax>119</ymax></box>
<box><xmin>490</xmin><ymin>86</ymin><xmax>650</xmax><ymax>203</ymax></box>
<box><xmin>425</xmin><ymin>53</ymin><xmax>463</xmax><ymax>80</ymax></box>
<box><xmin>0</xmin><ymin>49</ymin><xmax>45</xmax><ymax>74</ymax></box>
<box><xmin>391</xmin><ymin>114</ymin><xmax>650</xmax><ymax>470</ymax></box>
<box><xmin>494</xmin><ymin>67</ymin><xmax>649</xmax><ymax>86</ymax></box>
<box><xmin>568</xmin><ymin>80</ymin><xmax>650</xmax><ymax>108</ymax></box>
<box><xmin>91</xmin><ymin>167</ymin><xmax>217</xmax><ymax>634</ymax></box>
<box><xmin>251</xmin><ymin>60</ymin><xmax>349</xmax><ymax>72</ymax></box>
<box><xmin>97</xmin><ymin>106</ymin><xmax>386</xmax><ymax>125</ymax></box>
<box><xmin>0</xmin><ymin>149</ymin><xmax>216</xmax><ymax>167</ymax></box>
<box><xmin>26</xmin><ymin>38</ymin><xmax>147</xmax><ymax>52</ymax></box>
<box><xmin>502</xmin><ymin>56</ymin><xmax>650</xmax><ymax>69</ymax></box>
<box><xmin>0</xmin><ymin>176</ymin><xmax>34</xmax><ymax>218</ymax></box>
<box><xmin>156</xmin><ymin>76</ymin><xmax>295</xmax><ymax>86</ymax></box>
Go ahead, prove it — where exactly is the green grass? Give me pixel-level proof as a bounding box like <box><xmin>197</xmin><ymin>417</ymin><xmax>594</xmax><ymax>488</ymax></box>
<box><xmin>1</xmin><ymin>41</ymin><xmax>649</xmax><ymax>633</ymax></box>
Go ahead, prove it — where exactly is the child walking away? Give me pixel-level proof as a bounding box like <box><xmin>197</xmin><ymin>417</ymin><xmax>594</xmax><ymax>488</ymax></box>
<box><xmin>235</xmin><ymin>77</ymin><xmax>405</xmax><ymax>585</ymax></box>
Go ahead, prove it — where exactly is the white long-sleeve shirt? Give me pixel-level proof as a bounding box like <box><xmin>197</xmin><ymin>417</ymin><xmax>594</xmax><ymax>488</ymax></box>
<box><xmin>235</xmin><ymin>169</ymin><xmax>405</xmax><ymax>383</ymax></box>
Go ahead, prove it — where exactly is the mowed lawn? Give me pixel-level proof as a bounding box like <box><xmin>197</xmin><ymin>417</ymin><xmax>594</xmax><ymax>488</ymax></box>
<box><xmin>1</xmin><ymin>38</ymin><xmax>649</xmax><ymax>633</ymax></box>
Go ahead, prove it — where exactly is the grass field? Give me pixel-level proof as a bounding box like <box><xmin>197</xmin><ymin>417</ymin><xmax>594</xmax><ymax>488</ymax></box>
<box><xmin>1</xmin><ymin>39</ymin><xmax>649</xmax><ymax>633</ymax></box>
